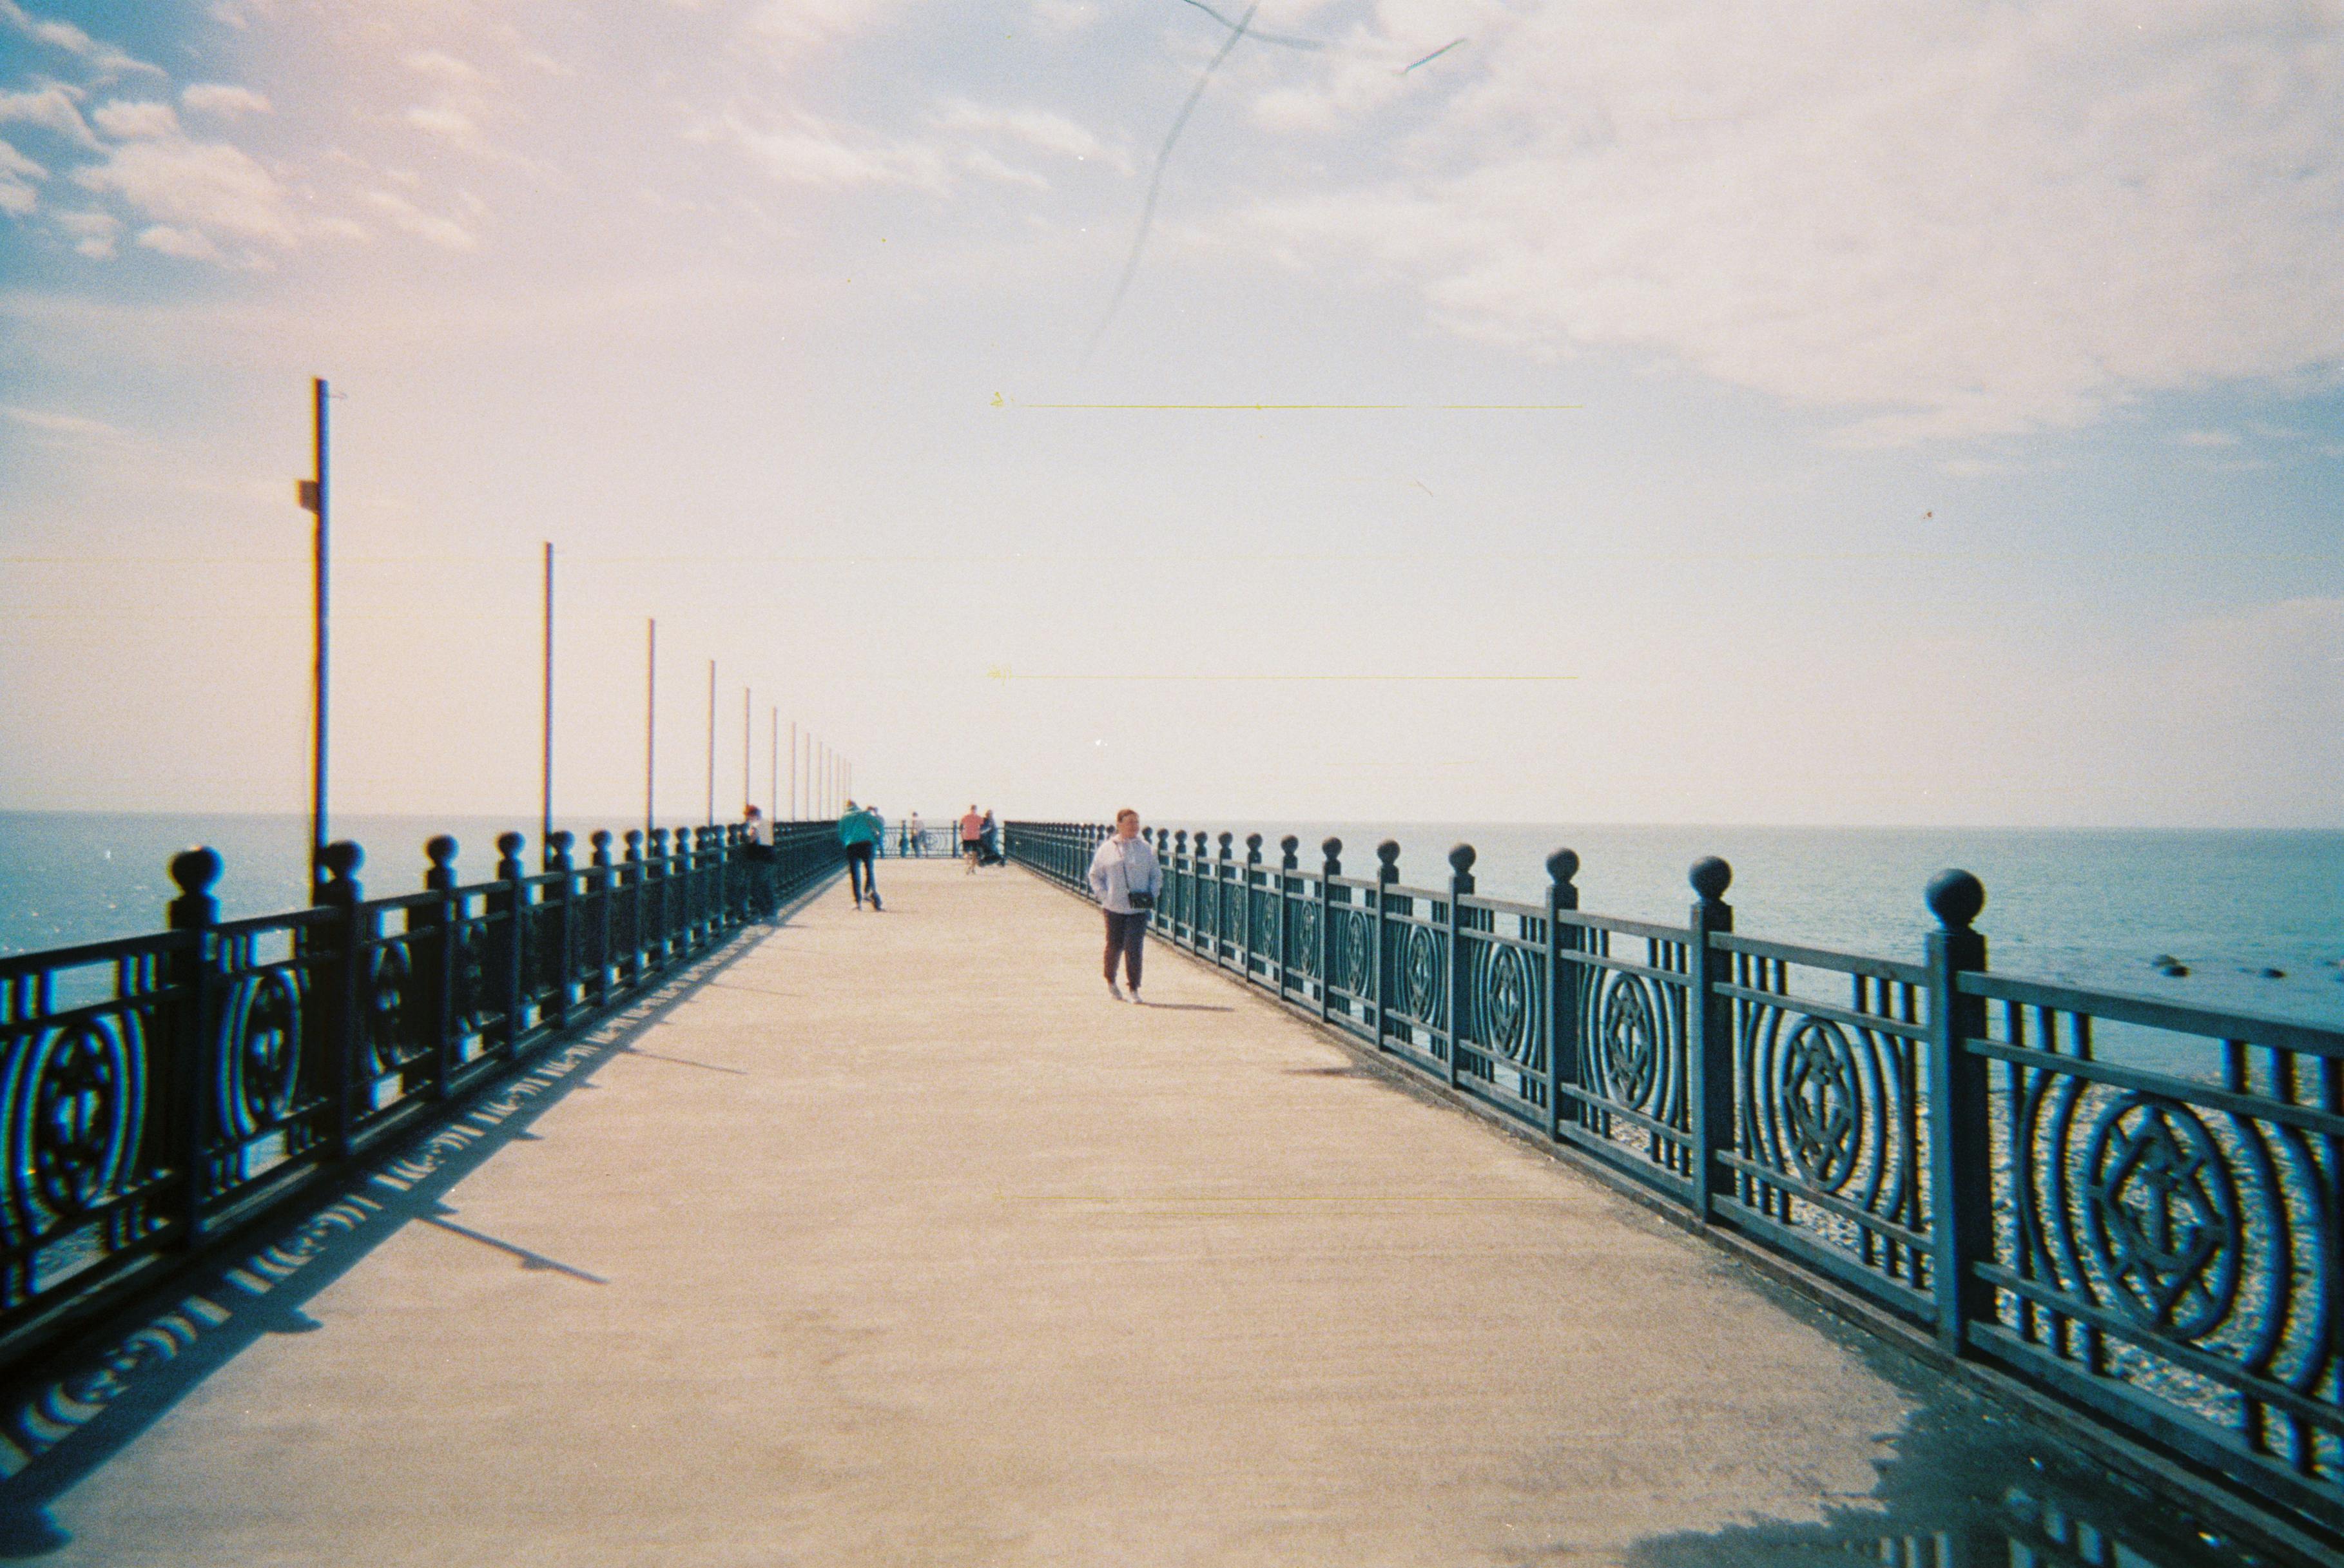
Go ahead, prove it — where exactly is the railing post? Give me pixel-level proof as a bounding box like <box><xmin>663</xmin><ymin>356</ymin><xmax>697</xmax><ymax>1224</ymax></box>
<box><xmin>1170</xmin><ymin>832</ymin><xmax>1187</xmax><ymax>945</ymax></box>
<box><xmin>1319</xmin><ymin>838</ymin><xmax>1341</xmax><ymax>1023</ymax></box>
<box><xmin>1278</xmin><ymin>835</ymin><xmax>1299</xmax><ymax>998</ymax></box>
<box><xmin>1686</xmin><ymin>857</ymin><xmax>1734</xmax><ymax>1222</ymax></box>
<box><xmin>493</xmin><ymin>830</ymin><xmax>527</xmax><ymax>1056</ymax></box>
<box><xmin>421</xmin><ymin>835</ymin><xmax>460</xmax><ymax>1099</ymax></box>
<box><xmin>318</xmin><ymin>839</ymin><xmax>366</xmax><ymax>1157</ymax></box>
<box><xmin>167</xmin><ymin>847</ymin><xmax>222</xmax><ymax>1244</ymax></box>
<box><xmin>1446</xmin><ymin>844</ymin><xmax>1475</xmax><ymax>1089</ymax></box>
<box><xmin>545</xmin><ymin>829</ymin><xmax>576</xmax><ymax>1031</ymax></box>
<box><xmin>713</xmin><ymin>825</ymin><xmax>727</xmax><ymax>933</ymax></box>
<box><xmin>1924</xmin><ymin>869</ymin><xmax>1993</xmax><ymax>1358</ymax></box>
<box><xmin>1545</xmin><ymin>849</ymin><xmax>1580</xmax><ymax>1144</ymax></box>
<box><xmin>590</xmin><ymin>831</ymin><xmax>615</xmax><ymax>1002</ymax></box>
<box><xmin>1375</xmin><ymin>840</ymin><xmax>1400</xmax><ymax>1050</ymax></box>
<box><xmin>1244</xmin><ymin>833</ymin><xmax>1263</xmax><ymax>983</ymax></box>
<box><xmin>1216</xmin><ymin>832</ymin><xmax>1235</xmax><ymax>969</ymax></box>
<box><xmin>646</xmin><ymin>828</ymin><xmax>669</xmax><ymax>971</ymax></box>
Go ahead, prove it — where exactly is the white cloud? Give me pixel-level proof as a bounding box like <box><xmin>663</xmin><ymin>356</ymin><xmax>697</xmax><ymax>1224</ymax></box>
<box><xmin>403</xmin><ymin>50</ymin><xmax>489</xmax><ymax>86</ymax></box>
<box><xmin>713</xmin><ymin>110</ymin><xmax>950</xmax><ymax>193</ymax></box>
<box><xmin>75</xmin><ymin>135</ymin><xmax>300</xmax><ymax>249</ymax></box>
<box><xmin>1029</xmin><ymin>0</ymin><xmax>1099</xmax><ymax>32</ymax></box>
<box><xmin>3</xmin><ymin>402</ymin><xmax>128</xmax><ymax>439</ymax></box>
<box><xmin>0</xmin><ymin>138</ymin><xmax>43</xmax><ymax>215</ymax></box>
<box><xmin>134</xmin><ymin>223</ymin><xmax>223</xmax><ymax>261</ymax></box>
<box><xmin>962</xmin><ymin>146</ymin><xmax>1049</xmax><ymax>191</ymax></box>
<box><xmin>935</xmin><ymin>100</ymin><xmax>1130</xmax><ymax>174</ymax></box>
<box><xmin>365</xmin><ymin>188</ymin><xmax>478</xmax><ymax>250</ymax></box>
<box><xmin>55</xmin><ymin>208</ymin><xmax>119</xmax><ymax>257</ymax></box>
<box><xmin>405</xmin><ymin>104</ymin><xmax>478</xmax><ymax>141</ymax></box>
<box><xmin>1230</xmin><ymin>1</ymin><xmax>2344</xmax><ymax>443</ymax></box>
<box><xmin>742</xmin><ymin>0</ymin><xmax>902</xmax><ymax>66</ymax></box>
<box><xmin>92</xmin><ymin>100</ymin><xmax>182</xmax><ymax>140</ymax></box>
<box><xmin>0</xmin><ymin>0</ymin><xmax>162</xmax><ymax>79</ymax></box>
<box><xmin>181</xmin><ymin>82</ymin><xmax>273</xmax><ymax>118</ymax></box>
<box><xmin>0</xmin><ymin>83</ymin><xmax>101</xmax><ymax>150</ymax></box>
<box><xmin>2176</xmin><ymin>429</ymin><xmax>2241</xmax><ymax>448</ymax></box>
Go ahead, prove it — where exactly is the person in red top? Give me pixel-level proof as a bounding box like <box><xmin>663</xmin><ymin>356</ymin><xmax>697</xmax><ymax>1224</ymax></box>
<box><xmin>959</xmin><ymin>806</ymin><xmax>984</xmax><ymax>874</ymax></box>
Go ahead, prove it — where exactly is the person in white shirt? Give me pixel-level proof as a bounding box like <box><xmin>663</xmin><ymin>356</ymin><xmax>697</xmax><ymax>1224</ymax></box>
<box><xmin>1086</xmin><ymin>808</ymin><xmax>1163</xmax><ymax>1002</ymax></box>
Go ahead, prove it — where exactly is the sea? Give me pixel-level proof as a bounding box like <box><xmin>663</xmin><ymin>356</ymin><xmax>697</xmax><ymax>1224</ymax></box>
<box><xmin>3</xmin><ymin>811</ymin><xmax>2340</xmax><ymax>1029</ymax></box>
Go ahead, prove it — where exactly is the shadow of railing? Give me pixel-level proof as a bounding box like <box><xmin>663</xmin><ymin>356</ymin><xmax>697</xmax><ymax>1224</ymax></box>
<box><xmin>0</xmin><ymin>913</ymin><xmax>788</xmax><ymax>1558</ymax></box>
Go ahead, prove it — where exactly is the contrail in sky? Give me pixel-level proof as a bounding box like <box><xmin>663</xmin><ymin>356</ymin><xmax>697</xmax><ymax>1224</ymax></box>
<box><xmin>1402</xmin><ymin>37</ymin><xmax>1467</xmax><ymax>73</ymax></box>
<box><xmin>1089</xmin><ymin>1</ymin><xmax>1263</xmax><ymax>360</ymax></box>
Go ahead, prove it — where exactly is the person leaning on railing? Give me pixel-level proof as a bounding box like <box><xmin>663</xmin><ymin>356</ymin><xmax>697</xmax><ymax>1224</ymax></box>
<box><xmin>1087</xmin><ymin>808</ymin><xmax>1162</xmax><ymax>1003</ymax></box>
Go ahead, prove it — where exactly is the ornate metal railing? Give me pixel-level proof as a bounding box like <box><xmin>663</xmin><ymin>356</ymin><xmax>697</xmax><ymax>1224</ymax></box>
<box><xmin>0</xmin><ymin>818</ymin><xmax>843</xmax><ymax>1377</ymax></box>
<box><xmin>1003</xmin><ymin>819</ymin><xmax>2343</xmax><ymax>1545</ymax></box>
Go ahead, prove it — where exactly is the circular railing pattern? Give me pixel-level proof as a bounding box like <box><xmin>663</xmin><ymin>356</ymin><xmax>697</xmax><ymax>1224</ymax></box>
<box><xmin>364</xmin><ymin>940</ymin><xmax>414</xmax><ymax>1075</ymax></box>
<box><xmin>2083</xmin><ymin>1095</ymin><xmax>2244</xmax><ymax>1339</ymax></box>
<box><xmin>1477</xmin><ymin>942</ymin><xmax>1535</xmax><ymax>1067</ymax></box>
<box><xmin>1594</xmin><ymin>970</ymin><xmax>1665</xmax><ymax>1114</ymax></box>
<box><xmin>1400</xmin><ymin>924</ymin><xmax>1442</xmax><ymax>1025</ymax></box>
<box><xmin>3</xmin><ymin>1014</ymin><xmax>147</xmax><ymax>1241</ymax></box>
<box><xmin>220</xmin><ymin>970</ymin><xmax>303</xmax><ymax>1140</ymax></box>
<box><xmin>1340</xmin><ymin>909</ymin><xmax>1372</xmax><ymax>995</ymax></box>
<box><xmin>1290</xmin><ymin>899</ymin><xmax>1320</xmax><ymax>979</ymax></box>
<box><xmin>2013</xmin><ymin>1075</ymin><xmax>2332</xmax><ymax>1404</ymax></box>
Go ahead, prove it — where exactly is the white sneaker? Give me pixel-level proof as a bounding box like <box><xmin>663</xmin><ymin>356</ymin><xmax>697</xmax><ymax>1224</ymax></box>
<box><xmin>1128</xmin><ymin>991</ymin><xmax>1142</xmax><ymax>1005</ymax></box>
<box><xmin>1107</xmin><ymin>982</ymin><xmax>1127</xmax><ymax>1002</ymax></box>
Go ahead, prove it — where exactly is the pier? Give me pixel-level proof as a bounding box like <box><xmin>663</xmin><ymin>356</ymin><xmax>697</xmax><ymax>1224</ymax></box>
<box><xmin>0</xmin><ymin>829</ymin><xmax>2336</xmax><ymax>1564</ymax></box>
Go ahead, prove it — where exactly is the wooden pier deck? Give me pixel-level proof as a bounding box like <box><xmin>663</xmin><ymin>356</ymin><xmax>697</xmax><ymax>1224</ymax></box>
<box><xmin>33</xmin><ymin>860</ymin><xmax>2009</xmax><ymax>1565</ymax></box>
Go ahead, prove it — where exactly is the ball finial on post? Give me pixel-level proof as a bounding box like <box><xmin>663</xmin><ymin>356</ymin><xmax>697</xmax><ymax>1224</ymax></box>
<box><xmin>1925</xmin><ymin>869</ymin><xmax>1986</xmax><ymax>930</ymax></box>
<box><xmin>169</xmin><ymin>846</ymin><xmax>223</xmax><ymax>929</ymax></box>
<box><xmin>424</xmin><ymin>835</ymin><xmax>460</xmax><ymax>892</ymax></box>
<box><xmin>1689</xmin><ymin>856</ymin><xmax>1732</xmax><ymax>905</ymax></box>
<box><xmin>1321</xmin><ymin>836</ymin><xmax>1343</xmax><ymax>876</ymax></box>
<box><xmin>1376</xmin><ymin>840</ymin><xmax>1401</xmax><ymax>884</ymax></box>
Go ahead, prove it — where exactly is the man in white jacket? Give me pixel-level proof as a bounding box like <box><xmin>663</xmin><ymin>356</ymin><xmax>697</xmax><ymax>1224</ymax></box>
<box><xmin>1087</xmin><ymin>808</ymin><xmax>1163</xmax><ymax>1002</ymax></box>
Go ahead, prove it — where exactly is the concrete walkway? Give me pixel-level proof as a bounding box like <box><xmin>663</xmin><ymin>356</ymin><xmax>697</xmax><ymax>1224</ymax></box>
<box><xmin>43</xmin><ymin>860</ymin><xmax>1926</xmax><ymax>1567</ymax></box>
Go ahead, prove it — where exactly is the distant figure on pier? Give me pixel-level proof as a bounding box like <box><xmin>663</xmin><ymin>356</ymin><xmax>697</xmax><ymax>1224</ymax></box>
<box><xmin>960</xmin><ymin>805</ymin><xmax>983</xmax><ymax>873</ymax></box>
<box><xmin>743</xmin><ymin>804</ymin><xmax>770</xmax><ymax>849</ymax></box>
<box><xmin>1087</xmin><ymin>808</ymin><xmax>1162</xmax><ymax>1003</ymax></box>
<box><xmin>980</xmin><ymin>809</ymin><xmax>1002</xmax><ymax>867</ymax></box>
<box><xmin>840</xmin><ymin>800</ymin><xmax>884</xmax><ymax>911</ymax></box>
<box><xmin>907</xmin><ymin>811</ymin><xmax>924</xmax><ymax>857</ymax></box>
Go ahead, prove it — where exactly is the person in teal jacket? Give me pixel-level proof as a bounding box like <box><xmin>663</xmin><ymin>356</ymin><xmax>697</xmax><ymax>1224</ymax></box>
<box><xmin>839</xmin><ymin>800</ymin><xmax>884</xmax><ymax>911</ymax></box>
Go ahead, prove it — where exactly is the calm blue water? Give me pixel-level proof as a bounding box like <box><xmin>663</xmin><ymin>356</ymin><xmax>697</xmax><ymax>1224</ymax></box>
<box><xmin>4</xmin><ymin>813</ymin><xmax>2341</xmax><ymax>1025</ymax></box>
<box><xmin>1193</xmin><ymin>820</ymin><xmax>2344</xmax><ymax>1029</ymax></box>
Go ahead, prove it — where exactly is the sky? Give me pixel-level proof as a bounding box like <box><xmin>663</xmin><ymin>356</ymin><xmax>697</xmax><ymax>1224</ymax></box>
<box><xmin>1</xmin><ymin>0</ymin><xmax>2340</xmax><ymax>831</ymax></box>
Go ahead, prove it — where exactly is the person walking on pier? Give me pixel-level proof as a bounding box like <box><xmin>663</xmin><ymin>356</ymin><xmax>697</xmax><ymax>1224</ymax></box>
<box><xmin>840</xmin><ymin>799</ymin><xmax>884</xmax><ymax>911</ymax></box>
<box><xmin>1087</xmin><ymin>808</ymin><xmax>1161</xmax><ymax>1002</ymax></box>
<box><xmin>907</xmin><ymin>811</ymin><xmax>924</xmax><ymax>857</ymax></box>
<box><xmin>960</xmin><ymin>805</ymin><xmax>983</xmax><ymax>873</ymax></box>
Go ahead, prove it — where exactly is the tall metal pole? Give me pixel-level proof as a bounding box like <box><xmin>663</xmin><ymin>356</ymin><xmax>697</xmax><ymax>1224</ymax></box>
<box><xmin>306</xmin><ymin>376</ymin><xmax>329</xmax><ymax>900</ymax></box>
<box><xmin>705</xmin><ymin>659</ymin><xmax>717</xmax><ymax>827</ymax></box>
<box><xmin>769</xmin><ymin>706</ymin><xmax>778</xmax><ymax>821</ymax></box>
<box><xmin>644</xmin><ymin>619</ymin><xmax>656</xmax><ymax>842</ymax></box>
<box><xmin>790</xmin><ymin>722</ymin><xmax>798</xmax><ymax>819</ymax></box>
<box><xmin>742</xmin><ymin>688</ymin><xmax>751</xmax><ymax>815</ymax></box>
<box><xmin>541</xmin><ymin>541</ymin><xmax>554</xmax><ymax>857</ymax></box>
